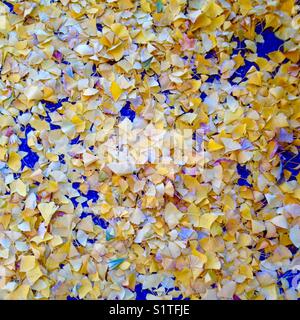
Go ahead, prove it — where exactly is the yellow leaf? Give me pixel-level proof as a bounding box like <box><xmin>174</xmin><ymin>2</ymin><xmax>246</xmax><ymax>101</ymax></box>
<box><xmin>24</xmin><ymin>85</ymin><xmax>43</xmax><ymax>101</ymax></box>
<box><xmin>38</xmin><ymin>202</ymin><xmax>58</xmax><ymax>225</ymax></box>
<box><xmin>140</xmin><ymin>0</ymin><xmax>151</xmax><ymax>12</ymax></box>
<box><xmin>238</xmin><ymin>233</ymin><xmax>252</xmax><ymax>247</ymax></box>
<box><xmin>261</xmin><ymin>284</ymin><xmax>278</xmax><ymax>300</ymax></box>
<box><xmin>238</xmin><ymin>0</ymin><xmax>252</xmax><ymax>15</ymax></box>
<box><xmin>8</xmin><ymin>152</ymin><xmax>21</xmax><ymax>172</ymax></box>
<box><xmin>110</xmin><ymin>81</ymin><xmax>122</xmax><ymax>101</ymax></box>
<box><xmin>224</xmin><ymin>108</ymin><xmax>244</xmax><ymax>125</ymax></box>
<box><xmin>280</xmin><ymin>0</ymin><xmax>294</xmax><ymax>15</ymax></box>
<box><xmin>252</xmin><ymin>220</ymin><xmax>265</xmax><ymax>234</ymax></box>
<box><xmin>8</xmin><ymin>285</ymin><xmax>30</xmax><ymax>300</ymax></box>
<box><xmin>223</xmin><ymin>194</ymin><xmax>235</xmax><ymax>212</ymax></box>
<box><xmin>11</xmin><ymin>179</ymin><xmax>27</xmax><ymax>197</ymax></box>
<box><xmin>164</xmin><ymin>202</ymin><xmax>183</xmax><ymax>229</ymax></box>
<box><xmin>191</xmin><ymin>248</ymin><xmax>207</xmax><ymax>264</ymax></box>
<box><xmin>20</xmin><ymin>255</ymin><xmax>36</xmax><ymax>272</ymax></box>
<box><xmin>239</xmin><ymin>265</ymin><xmax>253</xmax><ymax>279</ymax></box>
<box><xmin>221</xmin><ymin>138</ymin><xmax>241</xmax><ymax>153</ymax></box>
<box><xmin>119</xmin><ymin>261</ymin><xmax>131</xmax><ymax>270</ymax></box>
<box><xmin>111</xmin><ymin>23</ymin><xmax>129</xmax><ymax>40</ymax></box>
<box><xmin>78</xmin><ymin>278</ymin><xmax>93</xmax><ymax>299</ymax></box>
<box><xmin>174</xmin><ymin>268</ymin><xmax>192</xmax><ymax>287</ymax></box>
<box><xmin>82</xmin><ymin>88</ymin><xmax>98</xmax><ymax>96</ymax></box>
<box><xmin>270</xmin><ymin>215</ymin><xmax>288</xmax><ymax>229</ymax></box>
<box><xmin>268</xmin><ymin>51</ymin><xmax>286</xmax><ymax>63</ymax></box>
<box><xmin>198</xmin><ymin>213</ymin><xmax>218</xmax><ymax>230</ymax></box>
<box><xmin>247</xmin><ymin>71</ymin><xmax>262</xmax><ymax>86</ymax></box>
<box><xmin>27</xmin><ymin>265</ymin><xmax>43</xmax><ymax>284</ymax></box>
<box><xmin>240</xmin><ymin>203</ymin><xmax>252</xmax><ymax>220</ymax></box>
<box><xmin>118</xmin><ymin>0</ymin><xmax>134</xmax><ymax>10</ymax></box>
<box><xmin>191</xmin><ymin>15</ymin><xmax>211</xmax><ymax>31</ymax></box>
<box><xmin>108</xmin><ymin>42</ymin><xmax>125</xmax><ymax>61</ymax></box>
<box><xmin>207</xmin><ymin>139</ymin><xmax>224</xmax><ymax>151</ymax></box>
<box><xmin>205</xmin><ymin>252</ymin><xmax>221</xmax><ymax>269</ymax></box>
<box><xmin>0</xmin><ymin>146</ymin><xmax>6</xmax><ymax>161</ymax></box>
<box><xmin>0</xmin><ymin>16</ymin><xmax>10</xmax><ymax>34</ymax></box>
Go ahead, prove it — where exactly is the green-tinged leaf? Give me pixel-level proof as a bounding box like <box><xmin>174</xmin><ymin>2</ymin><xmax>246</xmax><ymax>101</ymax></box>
<box><xmin>108</xmin><ymin>258</ymin><xmax>125</xmax><ymax>270</ymax></box>
<box><xmin>106</xmin><ymin>227</ymin><xmax>115</xmax><ymax>241</ymax></box>
<box><xmin>142</xmin><ymin>57</ymin><xmax>153</xmax><ymax>70</ymax></box>
<box><xmin>156</xmin><ymin>0</ymin><xmax>164</xmax><ymax>13</ymax></box>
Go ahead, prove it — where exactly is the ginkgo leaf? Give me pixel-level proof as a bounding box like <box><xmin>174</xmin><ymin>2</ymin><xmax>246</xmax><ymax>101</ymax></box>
<box><xmin>110</xmin><ymin>81</ymin><xmax>123</xmax><ymax>101</ymax></box>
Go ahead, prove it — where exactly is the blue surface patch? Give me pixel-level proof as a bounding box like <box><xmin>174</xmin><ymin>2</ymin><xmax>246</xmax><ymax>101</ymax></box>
<box><xmin>81</xmin><ymin>201</ymin><xmax>89</xmax><ymax>208</ymax></box>
<box><xmin>92</xmin><ymin>215</ymin><xmax>109</xmax><ymax>229</ymax></box>
<box><xmin>3</xmin><ymin>1</ymin><xmax>15</xmax><ymax>13</ymax></box>
<box><xmin>70</xmin><ymin>136</ymin><xmax>81</xmax><ymax>145</ymax></box>
<box><xmin>85</xmin><ymin>190</ymin><xmax>99</xmax><ymax>202</ymax></box>
<box><xmin>279</xmin><ymin>149</ymin><xmax>300</xmax><ymax>182</ymax></box>
<box><xmin>19</xmin><ymin>134</ymin><xmax>39</xmax><ymax>169</ymax></box>
<box><xmin>72</xmin><ymin>182</ymin><xmax>80</xmax><ymax>189</ymax></box>
<box><xmin>79</xmin><ymin>212</ymin><xmax>90</xmax><ymax>219</ymax></box>
<box><xmin>24</xmin><ymin>124</ymin><xmax>35</xmax><ymax>135</ymax></box>
<box><xmin>231</xmin><ymin>36</ymin><xmax>247</xmax><ymax>57</ymax></box>
<box><xmin>229</xmin><ymin>25</ymin><xmax>283</xmax><ymax>83</ymax></box>
<box><xmin>21</xmin><ymin>152</ymin><xmax>39</xmax><ymax>170</ymax></box>
<box><xmin>255</xmin><ymin>24</ymin><xmax>284</xmax><ymax>58</ymax></box>
<box><xmin>72</xmin><ymin>239</ymin><xmax>80</xmax><ymax>247</ymax></box>
<box><xmin>43</xmin><ymin>113</ymin><xmax>61</xmax><ymax>130</ymax></box>
<box><xmin>66</xmin><ymin>295</ymin><xmax>81</xmax><ymax>300</ymax></box>
<box><xmin>170</xmin><ymin>287</ymin><xmax>189</xmax><ymax>300</ymax></box>
<box><xmin>237</xmin><ymin>164</ymin><xmax>252</xmax><ymax>187</ymax></box>
<box><xmin>96</xmin><ymin>23</ymin><xmax>103</xmax><ymax>32</ymax></box>
<box><xmin>205</xmin><ymin>73</ymin><xmax>220</xmax><ymax>83</ymax></box>
<box><xmin>191</xmin><ymin>68</ymin><xmax>200</xmax><ymax>80</ymax></box>
<box><xmin>135</xmin><ymin>283</ymin><xmax>188</xmax><ymax>300</ymax></box>
<box><xmin>120</xmin><ymin>101</ymin><xmax>136</xmax><ymax>121</ymax></box>
<box><xmin>279</xmin><ymin>287</ymin><xmax>284</xmax><ymax>295</ymax></box>
<box><xmin>288</xmin><ymin>244</ymin><xmax>298</xmax><ymax>255</ymax></box>
<box><xmin>91</xmin><ymin>64</ymin><xmax>101</xmax><ymax>77</ymax></box>
<box><xmin>59</xmin><ymin>154</ymin><xmax>65</xmax><ymax>164</ymax></box>
<box><xmin>278</xmin><ymin>270</ymin><xmax>300</xmax><ymax>288</ymax></box>
<box><xmin>41</xmin><ymin>97</ymin><xmax>69</xmax><ymax>112</ymax></box>
<box><xmin>70</xmin><ymin>197</ymin><xmax>79</xmax><ymax>208</ymax></box>
<box><xmin>237</xmin><ymin>178</ymin><xmax>252</xmax><ymax>188</ymax></box>
<box><xmin>237</xmin><ymin>164</ymin><xmax>251</xmax><ymax>179</ymax></box>
<box><xmin>135</xmin><ymin>284</ymin><xmax>152</xmax><ymax>300</ymax></box>
<box><xmin>229</xmin><ymin>60</ymin><xmax>259</xmax><ymax>84</ymax></box>
<box><xmin>161</xmin><ymin>89</ymin><xmax>174</xmax><ymax>104</ymax></box>
<box><xmin>79</xmin><ymin>212</ymin><xmax>109</xmax><ymax>229</ymax></box>
<box><xmin>161</xmin><ymin>89</ymin><xmax>172</xmax><ymax>97</ymax></box>
<box><xmin>259</xmin><ymin>250</ymin><xmax>269</xmax><ymax>261</ymax></box>
<box><xmin>200</xmin><ymin>92</ymin><xmax>207</xmax><ymax>101</ymax></box>
<box><xmin>172</xmin><ymin>294</ymin><xmax>184</xmax><ymax>300</ymax></box>
<box><xmin>205</xmin><ymin>50</ymin><xmax>217</xmax><ymax>60</ymax></box>
<box><xmin>71</xmin><ymin>183</ymin><xmax>101</xmax><ymax>208</ymax></box>
<box><xmin>50</xmin><ymin>123</ymin><xmax>61</xmax><ymax>130</ymax></box>
<box><xmin>36</xmin><ymin>114</ymin><xmax>61</xmax><ymax>137</ymax></box>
